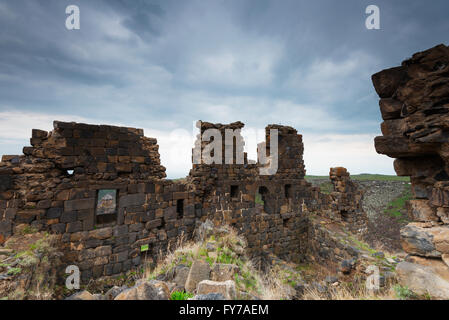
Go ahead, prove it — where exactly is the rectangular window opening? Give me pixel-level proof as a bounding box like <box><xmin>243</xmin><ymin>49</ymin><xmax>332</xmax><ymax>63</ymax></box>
<box><xmin>96</xmin><ymin>189</ymin><xmax>117</xmax><ymax>225</ymax></box>
<box><xmin>285</xmin><ymin>184</ymin><xmax>292</xmax><ymax>198</ymax></box>
<box><xmin>230</xmin><ymin>185</ymin><xmax>239</xmax><ymax>198</ymax></box>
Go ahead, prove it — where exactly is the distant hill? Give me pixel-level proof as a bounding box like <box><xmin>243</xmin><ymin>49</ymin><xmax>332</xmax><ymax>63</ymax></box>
<box><xmin>305</xmin><ymin>174</ymin><xmax>410</xmax><ymax>182</ymax></box>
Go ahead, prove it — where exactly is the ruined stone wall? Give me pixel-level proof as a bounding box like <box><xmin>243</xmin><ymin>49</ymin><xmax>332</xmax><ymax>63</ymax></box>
<box><xmin>328</xmin><ymin>167</ymin><xmax>366</xmax><ymax>233</ymax></box>
<box><xmin>188</xmin><ymin>121</ymin><xmax>329</xmax><ymax>262</ymax></box>
<box><xmin>0</xmin><ymin>119</ymin><xmax>366</xmax><ymax>279</ymax></box>
<box><xmin>0</xmin><ymin>121</ymin><xmax>202</xmax><ymax>281</ymax></box>
<box><xmin>373</xmin><ymin>44</ymin><xmax>449</xmax><ymax>297</ymax></box>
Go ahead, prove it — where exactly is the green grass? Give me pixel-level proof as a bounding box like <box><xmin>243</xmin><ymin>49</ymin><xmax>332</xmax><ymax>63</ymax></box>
<box><xmin>384</xmin><ymin>184</ymin><xmax>411</xmax><ymax>221</ymax></box>
<box><xmin>394</xmin><ymin>285</ymin><xmax>417</xmax><ymax>300</ymax></box>
<box><xmin>347</xmin><ymin>235</ymin><xmax>376</xmax><ymax>254</ymax></box>
<box><xmin>170</xmin><ymin>290</ymin><xmax>194</xmax><ymax>300</ymax></box>
<box><xmin>306</xmin><ymin>174</ymin><xmax>410</xmax><ymax>182</ymax></box>
<box><xmin>7</xmin><ymin>267</ymin><xmax>22</xmax><ymax>276</ymax></box>
<box><xmin>255</xmin><ymin>192</ymin><xmax>264</xmax><ymax>205</ymax></box>
<box><xmin>318</xmin><ymin>182</ymin><xmax>333</xmax><ymax>194</ymax></box>
<box><xmin>20</xmin><ymin>225</ymin><xmax>37</xmax><ymax>235</ymax></box>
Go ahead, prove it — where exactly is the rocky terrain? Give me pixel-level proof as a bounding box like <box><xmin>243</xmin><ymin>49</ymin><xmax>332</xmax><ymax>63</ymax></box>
<box><xmin>0</xmin><ymin>216</ymin><xmax>417</xmax><ymax>300</ymax></box>
<box><xmin>2</xmin><ymin>44</ymin><xmax>449</xmax><ymax>301</ymax></box>
<box><xmin>372</xmin><ymin>44</ymin><xmax>449</xmax><ymax>299</ymax></box>
<box><xmin>308</xmin><ymin>177</ymin><xmax>411</xmax><ymax>252</ymax></box>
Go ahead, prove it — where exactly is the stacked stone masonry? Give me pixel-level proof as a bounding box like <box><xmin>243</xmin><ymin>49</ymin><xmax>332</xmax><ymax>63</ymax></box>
<box><xmin>373</xmin><ymin>44</ymin><xmax>449</xmax><ymax>296</ymax></box>
<box><xmin>329</xmin><ymin>167</ymin><xmax>366</xmax><ymax>233</ymax></box>
<box><xmin>0</xmin><ymin>120</ymin><xmax>365</xmax><ymax>279</ymax></box>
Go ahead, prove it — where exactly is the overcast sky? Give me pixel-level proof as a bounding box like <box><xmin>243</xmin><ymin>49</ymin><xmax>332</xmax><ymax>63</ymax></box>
<box><xmin>0</xmin><ymin>0</ymin><xmax>448</xmax><ymax>178</ymax></box>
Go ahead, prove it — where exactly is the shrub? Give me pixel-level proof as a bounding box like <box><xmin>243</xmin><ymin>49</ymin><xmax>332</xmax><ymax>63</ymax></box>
<box><xmin>170</xmin><ymin>291</ymin><xmax>194</xmax><ymax>300</ymax></box>
<box><xmin>7</xmin><ymin>267</ymin><xmax>22</xmax><ymax>276</ymax></box>
<box><xmin>394</xmin><ymin>285</ymin><xmax>417</xmax><ymax>300</ymax></box>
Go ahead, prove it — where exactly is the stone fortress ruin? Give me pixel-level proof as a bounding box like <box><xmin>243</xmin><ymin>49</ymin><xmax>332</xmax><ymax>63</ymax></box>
<box><xmin>1</xmin><ymin>43</ymin><xmax>448</xmax><ymax>297</ymax></box>
<box><xmin>0</xmin><ymin>119</ymin><xmax>366</xmax><ymax>282</ymax></box>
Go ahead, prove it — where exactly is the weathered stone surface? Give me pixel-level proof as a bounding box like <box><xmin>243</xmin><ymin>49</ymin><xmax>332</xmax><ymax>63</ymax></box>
<box><xmin>407</xmin><ymin>255</ymin><xmax>449</xmax><ymax>281</ymax></box>
<box><xmin>64</xmin><ymin>199</ymin><xmax>95</xmax><ymax>211</ymax></box>
<box><xmin>89</xmin><ymin>227</ymin><xmax>112</xmax><ymax>240</ymax></box>
<box><xmin>396</xmin><ymin>261</ymin><xmax>449</xmax><ymax>299</ymax></box>
<box><xmin>119</xmin><ymin>194</ymin><xmax>146</xmax><ymax>208</ymax></box>
<box><xmin>0</xmin><ymin>118</ymin><xmax>363</xmax><ymax>281</ymax></box>
<box><xmin>211</xmin><ymin>264</ymin><xmax>239</xmax><ymax>282</ymax></box>
<box><xmin>442</xmin><ymin>254</ymin><xmax>449</xmax><ymax>268</ymax></box>
<box><xmin>173</xmin><ymin>266</ymin><xmax>190</xmax><ymax>288</ymax></box>
<box><xmin>65</xmin><ymin>290</ymin><xmax>97</xmax><ymax>300</ymax></box>
<box><xmin>340</xmin><ymin>259</ymin><xmax>353</xmax><ymax>274</ymax></box>
<box><xmin>191</xmin><ymin>293</ymin><xmax>225</xmax><ymax>300</ymax></box>
<box><xmin>185</xmin><ymin>260</ymin><xmax>211</xmax><ymax>293</ymax></box>
<box><xmin>379</xmin><ymin>98</ymin><xmax>403</xmax><ymax>120</ymax></box>
<box><xmin>400</xmin><ymin>224</ymin><xmax>441</xmax><ymax>257</ymax></box>
<box><xmin>437</xmin><ymin>208</ymin><xmax>449</xmax><ymax>224</ymax></box>
<box><xmin>114</xmin><ymin>280</ymin><xmax>169</xmax><ymax>300</ymax></box>
<box><xmin>371</xmin><ymin>66</ymin><xmax>407</xmax><ymax>98</ymax></box>
<box><xmin>407</xmin><ymin>200</ymin><xmax>439</xmax><ymax>222</ymax></box>
<box><xmin>328</xmin><ymin>167</ymin><xmax>366</xmax><ymax>232</ymax></box>
<box><xmin>373</xmin><ymin>45</ymin><xmax>449</xmax><ymax>297</ymax></box>
<box><xmin>196</xmin><ymin>280</ymin><xmax>236</xmax><ymax>300</ymax></box>
<box><xmin>104</xmin><ymin>285</ymin><xmax>128</xmax><ymax>300</ymax></box>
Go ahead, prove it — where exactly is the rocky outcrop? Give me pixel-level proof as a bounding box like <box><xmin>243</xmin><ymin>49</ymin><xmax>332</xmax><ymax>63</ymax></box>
<box><xmin>396</xmin><ymin>261</ymin><xmax>449</xmax><ymax>299</ymax></box>
<box><xmin>373</xmin><ymin>43</ymin><xmax>449</xmax><ymax>298</ymax></box>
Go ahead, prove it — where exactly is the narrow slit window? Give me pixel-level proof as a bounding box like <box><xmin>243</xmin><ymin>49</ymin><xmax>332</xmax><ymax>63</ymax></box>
<box><xmin>176</xmin><ymin>199</ymin><xmax>184</xmax><ymax>218</ymax></box>
<box><xmin>230</xmin><ymin>185</ymin><xmax>239</xmax><ymax>198</ymax></box>
<box><xmin>285</xmin><ymin>184</ymin><xmax>292</xmax><ymax>198</ymax></box>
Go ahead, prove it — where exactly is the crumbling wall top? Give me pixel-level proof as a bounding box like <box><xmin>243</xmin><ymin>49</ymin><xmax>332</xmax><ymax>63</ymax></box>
<box><xmin>19</xmin><ymin>120</ymin><xmax>166</xmax><ymax>179</ymax></box>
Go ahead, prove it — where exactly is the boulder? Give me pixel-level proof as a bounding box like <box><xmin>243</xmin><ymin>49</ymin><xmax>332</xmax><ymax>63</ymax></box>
<box><xmin>407</xmin><ymin>200</ymin><xmax>439</xmax><ymax>222</ymax></box>
<box><xmin>340</xmin><ymin>259</ymin><xmax>353</xmax><ymax>274</ymax></box>
<box><xmin>324</xmin><ymin>276</ymin><xmax>338</xmax><ymax>284</ymax></box>
<box><xmin>104</xmin><ymin>285</ymin><xmax>128</xmax><ymax>300</ymax></box>
<box><xmin>436</xmin><ymin>207</ymin><xmax>449</xmax><ymax>224</ymax></box>
<box><xmin>406</xmin><ymin>255</ymin><xmax>449</xmax><ymax>281</ymax></box>
<box><xmin>396</xmin><ymin>261</ymin><xmax>449</xmax><ymax>299</ymax></box>
<box><xmin>65</xmin><ymin>290</ymin><xmax>97</xmax><ymax>300</ymax></box>
<box><xmin>379</xmin><ymin>98</ymin><xmax>403</xmax><ymax>120</ymax></box>
<box><xmin>211</xmin><ymin>264</ymin><xmax>239</xmax><ymax>281</ymax></box>
<box><xmin>173</xmin><ymin>266</ymin><xmax>190</xmax><ymax>288</ymax></box>
<box><xmin>196</xmin><ymin>280</ymin><xmax>236</xmax><ymax>300</ymax></box>
<box><xmin>442</xmin><ymin>254</ymin><xmax>449</xmax><ymax>268</ymax></box>
<box><xmin>400</xmin><ymin>224</ymin><xmax>442</xmax><ymax>257</ymax></box>
<box><xmin>185</xmin><ymin>260</ymin><xmax>210</xmax><ymax>292</ymax></box>
<box><xmin>371</xmin><ymin>66</ymin><xmax>407</xmax><ymax>98</ymax></box>
<box><xmin>114</xmin><ymin>280</ymin><xmax>169</xmax><ymax>300</ymax></box>
<box><xmin>191</xmin><ymin>293</ymin><xmax>225</xmax><ymax>300</ymax></box>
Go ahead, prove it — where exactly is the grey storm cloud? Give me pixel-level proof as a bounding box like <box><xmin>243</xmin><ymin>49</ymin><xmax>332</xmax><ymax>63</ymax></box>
<box><xmin>0</xmin><ymin>0</ymin><xmax>448</xmax><ymax>177</ymax></box>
